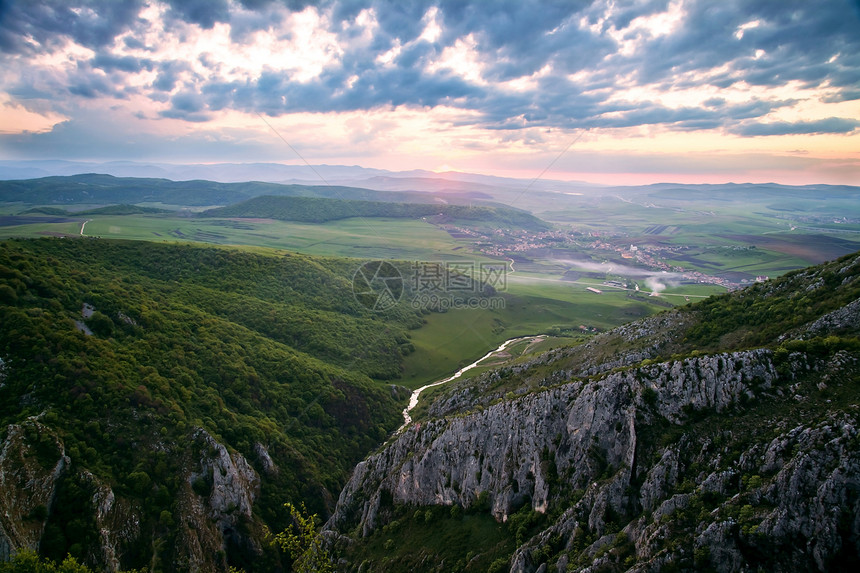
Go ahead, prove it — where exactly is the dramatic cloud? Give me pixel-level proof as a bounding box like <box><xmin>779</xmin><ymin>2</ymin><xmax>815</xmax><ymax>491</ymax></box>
<box><xmin>0</xmin><ymin>0</ymin><xmax>858</xmax><ymax>184</ymax></box>
<box><xmin>731</xmin><ymin>117</ymin><xmax>860</xmax><ymax>137</ymax></box>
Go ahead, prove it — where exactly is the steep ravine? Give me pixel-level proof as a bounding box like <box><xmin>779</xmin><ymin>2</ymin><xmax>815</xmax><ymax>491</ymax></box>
<box><xmin>325</xmin><ymin>254</ymin><xmax>860</xmax><ymax>572</ymax></box>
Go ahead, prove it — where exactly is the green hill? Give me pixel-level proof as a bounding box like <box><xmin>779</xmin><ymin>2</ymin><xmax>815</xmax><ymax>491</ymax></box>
<box><xmin>201</xmin><ymin>195</ymin><xmax>549</xmax><ymax>230</ymax></box>
<box><xmin>78</xmin><ymin>204</ymin><xmax>173</xmax><ymax>215</ymax></box>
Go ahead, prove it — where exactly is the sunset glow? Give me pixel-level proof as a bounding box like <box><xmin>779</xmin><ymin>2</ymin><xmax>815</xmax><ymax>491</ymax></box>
<box><xmin>1</xmin><ymin>0</ymin><xmax>858</xmax><ymax>185</ymax></box>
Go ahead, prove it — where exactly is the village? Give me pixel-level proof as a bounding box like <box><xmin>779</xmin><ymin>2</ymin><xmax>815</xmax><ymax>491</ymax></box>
<box><xmin>441</xmin><ymin>224</ymin><xmax>752</xmax><ymax>290</ymax></box>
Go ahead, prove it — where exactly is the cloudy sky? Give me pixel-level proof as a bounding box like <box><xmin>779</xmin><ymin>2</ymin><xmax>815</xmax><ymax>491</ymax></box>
<box><xmin>1</xmin><ymin>0</ymin><xmax>859</xmax><ymax>184</ymax></box>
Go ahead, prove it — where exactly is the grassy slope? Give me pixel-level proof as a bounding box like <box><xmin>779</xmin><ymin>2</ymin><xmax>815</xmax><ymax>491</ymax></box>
<box><xmin>398</xmin><ymin>279</ymin><xmax>663</xmax><ymax>387</ymax></box>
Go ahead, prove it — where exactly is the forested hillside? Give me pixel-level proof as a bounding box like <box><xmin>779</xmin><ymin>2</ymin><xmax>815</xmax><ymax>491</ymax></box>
<box><xmin>0</xmin><ymin>238</ymin><xmax>422</xmax><ymax>571</ymax></box>
<box><xmin>201</xmin><ymin>195</ymin><xmax>549</xmax><ymax>229</ymax></box>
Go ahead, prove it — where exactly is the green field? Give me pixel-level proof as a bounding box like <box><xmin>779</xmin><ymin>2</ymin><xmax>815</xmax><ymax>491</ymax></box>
<box><xmin>399</xmin><ymin>276</ymin><xmax>664</xmax><ymax>387</ymax></box>
<box><xmin>0</xmin><ymin>214</ymin><xmax>486</xmax><ymax>262</ymax></box>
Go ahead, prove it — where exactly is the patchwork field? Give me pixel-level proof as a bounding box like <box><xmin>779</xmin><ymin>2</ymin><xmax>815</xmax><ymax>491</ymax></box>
<box><xmin>0</xmin><ymin>214</ymin><xmax>484</xmax><ymax>262</ymax></box>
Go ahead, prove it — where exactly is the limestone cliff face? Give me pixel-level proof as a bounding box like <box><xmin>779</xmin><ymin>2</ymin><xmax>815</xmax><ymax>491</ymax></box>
<box><xmin>78</xmin><ymin>470</ymin><xmax>140</xmax><ymax>573</ymax></box>
<box><xmin>0</xmin><ymin>425</ymin><xmax>263</xmax><ymax>572</ymax></box>
<box><xmin>327</xmin><ymin>292</ymin><xmax>860</xmax><ymax>571</ymax></box>
<box><xmin>173</xmin><ymin>429</ymin><xmax>263</xmax><ymax>573</ymax></box>
<box><xmin>329</xmin><ymin>349</ymin><xmax>778</xmax><ymax>528</ymax></box>
<box><xmin>0</xmin><ymin>421</ymin><xmax>68</xmax><ymax>561</ymax></box>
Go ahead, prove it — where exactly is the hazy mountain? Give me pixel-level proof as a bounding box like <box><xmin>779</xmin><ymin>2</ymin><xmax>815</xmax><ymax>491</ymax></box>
<box><xmin>0</xmin><ymin>160</ymin><xmax>598</xmax><ymax>193</ymax></box>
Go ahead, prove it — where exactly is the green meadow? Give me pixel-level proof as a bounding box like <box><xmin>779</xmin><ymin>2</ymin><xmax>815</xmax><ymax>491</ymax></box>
<box><xmin>0</xmin><ymin>213</ymin><xmax>485</xmax><ymax>262</ymax></box>
<box><xmin>398</xmin><ymin>276</ymin><xmax>664</xmax><ymax>387</ymax></box>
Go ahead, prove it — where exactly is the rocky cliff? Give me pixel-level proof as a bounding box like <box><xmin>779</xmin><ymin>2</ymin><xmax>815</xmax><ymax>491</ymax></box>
<box><xmin>326</xmin><ymin>252</ymin><xmax>860</xmax><ymax>572</ymax></box>
<box><xmin>0</xmin><ymin>420</ymin><xmax>68</xmax><ymax>561</ymax></box>
<box><xmin>0</xmin><ymin>423</ymin><xmax>265</xmax><ymax>571</ymax></box>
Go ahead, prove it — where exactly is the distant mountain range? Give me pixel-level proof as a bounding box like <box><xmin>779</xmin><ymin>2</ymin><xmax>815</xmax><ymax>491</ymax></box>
<box><xmin>2</xmin><ymin>160</ymin><xmax>858</xmax><ymax>201</ymax></box>
<box><xmin>0</xmin><ymin>160</ymin><xmax>599</xmax><ymax>193</ymax></box>
<box><xmin>0</xmin><ymin>173</ymin><xmax>497</xmax><ymax>207</ymax></box>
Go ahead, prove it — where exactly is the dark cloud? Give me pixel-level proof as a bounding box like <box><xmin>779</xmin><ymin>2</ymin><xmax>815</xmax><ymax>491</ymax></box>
<box><xmin>731</xmin><ymin>117</ymin><xmax>860</xmax><ymax>137</ymax></box>
<box><xmin>152</xmin><ymin>61</ymin><xmax>193</xmax><ymax>92</ymax></box>
<box><xmin>228</xmin><ymin>5</ymin><xmax>287</xmax><ymax>42</ymax></box>
<box><xmin>822</xmin><ymin>90</ymin><xmax>860</xmax><ymax>103</ymax></box>
<box><xmin>67</xmin><ymin>75</ymin><xmax>118</xmax><ymax>99</ymax></box>
<box><xmin>0</xmin><ymin>0</ymin><xmax>145</xmax><ymax>54</ymax></box>
<box><xmin>92</xmin><ymin>53</ymin><xmax>154</xmax><ymax>73</ymax></box>
<box><xmin>3</xmin><ymin>0</ymin><xmax>860</xmax><ymax>147</ymax></box>
<box><xmin>159</xmin><ymin>88</ymin><xmax>214</xmax><ymax>120</ymax></box>
<box><xmin>630</xmin><ymin>0</ymin><xmax>860</xmax><ymax>97</ymax></box>
<box><xmin>163</xmin><ymin>0</ymin><xmax>231</xmax><ymax>30</ymax></box>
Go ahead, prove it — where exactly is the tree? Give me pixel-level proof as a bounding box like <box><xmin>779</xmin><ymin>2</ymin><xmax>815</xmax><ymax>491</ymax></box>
<box><xmin>0</xmin><ymin>549</ymin><xmax>93</xmax><ymax>573</ymax></box>
<box><xmin>272</xmin><ymin>503</ymin><xmax>333</xmax><ymax>573</ymax></box>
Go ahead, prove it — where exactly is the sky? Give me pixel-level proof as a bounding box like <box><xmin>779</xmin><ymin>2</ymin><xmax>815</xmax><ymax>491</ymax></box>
<box><xmin>1</xmin><ymin>0</ymin><xmax>859</xmax><ymax>185</ymax></box>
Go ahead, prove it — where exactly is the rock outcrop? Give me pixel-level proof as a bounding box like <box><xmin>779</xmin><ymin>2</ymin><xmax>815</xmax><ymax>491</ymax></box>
<box><xmin>329</xmin><ymin>350</ymin><xmax>779</xmax><ymax>533</ymax></box>
<box><xmin>0</xmin><ymin>425</ymin><xmax>263</xmax><ymax>572</ymax></box>
<box><xmin>173</xmin><ymin>429</ymin><xmax>263</xmax><ymax>573</ymax></box>
<box><xmin>0</xmin><ymin>421</ymin><xmax>68</xmax><ymax>561</ymax></box>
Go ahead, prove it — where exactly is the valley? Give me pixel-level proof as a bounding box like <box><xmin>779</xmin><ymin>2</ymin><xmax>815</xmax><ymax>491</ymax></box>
<box><xmin>3</xmin><ymin>0</ymin><xmax>860</xmax><ymax>570</ymax></box>
<box><xmin>0</xmin><ymin>170</ymin><xmax>859</xmax><ymax>572</ymax></box>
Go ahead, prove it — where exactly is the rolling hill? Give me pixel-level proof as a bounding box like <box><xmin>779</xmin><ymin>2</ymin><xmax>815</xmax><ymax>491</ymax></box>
<box><xmin>201</xmin><ymin>195</ymin><xmax>549</xmax><ymax>230</ymax></box>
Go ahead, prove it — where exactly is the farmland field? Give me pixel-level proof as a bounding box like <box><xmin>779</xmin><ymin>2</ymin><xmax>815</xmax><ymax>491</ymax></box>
<box><xmin>2</xmin><ymin>177</ymin><xmax>858</xmax><ymax>390</ymax></box>
<box><xmin>399</xmin><ymin>277</ymin><xmax>664</xmax><ymax>387</ymax></box>
<box><xmin>0</xmin><ymin>214</ymin><xmax>486</xmax><ymax>262</ymax></box>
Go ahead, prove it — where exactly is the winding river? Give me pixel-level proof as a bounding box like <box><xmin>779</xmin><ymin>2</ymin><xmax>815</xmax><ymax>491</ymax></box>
<box><xmin>398</xmin><ymin>335</ymin><xmax>538</xmax><ymax>432</ymax></box>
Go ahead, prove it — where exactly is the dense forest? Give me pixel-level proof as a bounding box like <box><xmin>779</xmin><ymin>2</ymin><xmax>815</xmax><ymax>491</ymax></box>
<box><xmin>22</xmin><ymin>205</ymin><xmax>172</xmax><ymax>216</ymax></box>
<box><xmin>201</xmin><ymin>195</ymin><xmax>549</xmax><ymax>229</ymax></box>
<box><xmin>0</xmin><ymin>238</ymin><xmax>425</xmax><ymax>570</ymax></box>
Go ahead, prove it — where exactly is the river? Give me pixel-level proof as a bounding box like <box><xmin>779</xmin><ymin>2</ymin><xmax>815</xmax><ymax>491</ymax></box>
<box><xmin>398</xmin><ymin>335</ymin><xmax>539</xmax><ymax>432</ymax></box>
